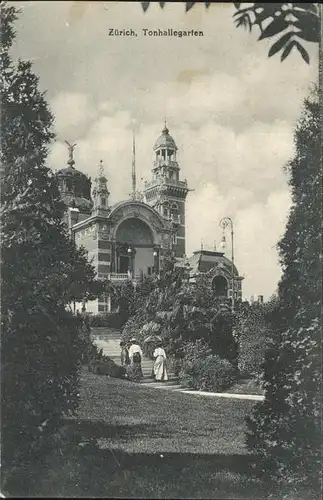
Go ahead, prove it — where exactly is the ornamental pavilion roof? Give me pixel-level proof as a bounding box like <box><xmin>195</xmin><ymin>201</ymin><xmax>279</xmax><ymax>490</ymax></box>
<box><xmin>153</xmin><ymin>124</ymin><xmax>178</xmax><ymax>151</ymax></box>
<box><xmin>186</xmin><ymin>250</ymin><xmax>241</xmax><ymax>279</ymax></box>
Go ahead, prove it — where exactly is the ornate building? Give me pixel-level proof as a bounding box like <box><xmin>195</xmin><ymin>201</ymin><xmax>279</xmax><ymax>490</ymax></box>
<box><xmin>143</xmin><ymin>123</ymin><xmax>190</xmax><ymax>258</ymax></box>
<box><xmin>56</xmin><ymin>125</ymin><xmax>243</xmax><ymax>313</ymax></box>
<box><xmin>186</xmin><ymin>249</ymin><xmax>244</xmax><ymax>301</ymax></box>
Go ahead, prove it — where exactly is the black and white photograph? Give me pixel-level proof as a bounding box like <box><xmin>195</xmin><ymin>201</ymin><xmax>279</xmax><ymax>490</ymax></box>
<box><xmin>1</xmin><ymin>1</ymin><xmax>321</xmax><ymax>498</ymax></box>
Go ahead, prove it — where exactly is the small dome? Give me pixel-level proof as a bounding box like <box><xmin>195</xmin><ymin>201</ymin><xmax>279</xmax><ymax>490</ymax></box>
<box><xmin>153</xmin><ymin>124</ymin><xmax>177</xmax><ymax>151</ymax></box>
<box><xmin>57</xmin><ymin>165</ymin><xmax>85</xmax><ymax>178</ymax></box>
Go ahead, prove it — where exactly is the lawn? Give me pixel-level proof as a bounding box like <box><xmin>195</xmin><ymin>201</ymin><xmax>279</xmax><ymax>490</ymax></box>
<box><xmin>20</xmin><ymin>369</ymin><xmax>316</xmax><ymax>499</ymax></box>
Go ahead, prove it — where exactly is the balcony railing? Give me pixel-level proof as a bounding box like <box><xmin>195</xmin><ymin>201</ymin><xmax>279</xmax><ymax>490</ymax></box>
<box><xmin>107</xmin><ymin>272</ymin><xmax>144</xmax><ymax>283</ymax></box>
<box><xmin>153</xmin><ymin>159</ymin><xmax>178</xmax><ymax>168</ymax></box>
<box><xmin>108</xmin><ymin>273</ymin><xmax>129</xmax><ymax>281</ymax></box>
<box><xmin>145</xmin><ymin>178</ymin><xmax>188</xmax><ymax>189</ymax></box>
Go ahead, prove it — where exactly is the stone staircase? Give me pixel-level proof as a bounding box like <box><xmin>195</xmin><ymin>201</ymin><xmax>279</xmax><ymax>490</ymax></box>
<box><xmin>91</xmin><ymin>327</ymin><xmax>154</xmax><ymax>379</ymax></box>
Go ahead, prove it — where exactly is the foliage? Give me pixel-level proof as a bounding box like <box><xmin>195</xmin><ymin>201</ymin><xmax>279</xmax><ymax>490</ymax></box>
<box><xmin>75</xmin><ymin>314</ymin><xmax>93</xmax><ymax>365</ymax></box>
<box><xmin>140</xmin><ymin>2</ymin><xmax>318</xmax><ymax>63</ymax></box>
<box><xmin>88</xmin><ymin>354</ymin><xmax>126</xmax><ymax>379</ymax></box>
<box><xmin>122</xmin><ymin>262</ymin><xmax>238</xmax><ymax>366</ymax></box>
<box><xmin>245</xmin><ymin>88</ymin><xmax>322</xmax><ymax>486</ymax></box>
<box><xmin>180</xmin><ymin>338</ymin><xmax>212</xmax><ymax>364</ymax></box>
<box><xmin>87</xmin><ymin>312</ymin><xmax>122</xmax><ymax>328</ymax></box>
<box><xmin>0</xmin><ymin>2</ymin><xmax>100</xmax><ymax>489</ymax></box>
<box><xmin>233</xmin><ymin>3</ymin><xmax>318</xmax><ymax>63</ymax></box>
<box><xmin>110</xmin><ymin>274</ymin><xmax>158</xmax><ymax>327</ymax></box>
<box><xmin>121</xmin><ymin>254</ymin><xmax>180</xmax><ymax>342</ymax></box>
<box><xmin>236</xmin><ymin>300</ymin><xmax>276</xmax><ymax>378</ymax></box>
<box><xmin>121</xmin><ymin>311</ymin><xmax>147</xmax><ymax>344</ymax></box>
<box><xmin>180</xmin><ymin>349</ymin><xmax>238</xmax><ymax>392</ymax></box>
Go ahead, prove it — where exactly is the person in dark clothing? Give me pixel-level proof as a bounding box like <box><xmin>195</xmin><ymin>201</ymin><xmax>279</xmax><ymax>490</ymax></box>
<box><xmin>120</xmin><ymin>341</ymin><xmax>130</xmax><ymax>367</ymax></box>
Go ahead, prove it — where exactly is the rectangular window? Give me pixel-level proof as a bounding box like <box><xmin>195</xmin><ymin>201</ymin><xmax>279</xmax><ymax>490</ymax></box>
<box><xmin>101</xmin><ymin>197</ymin><xmax>106</xmax><ymax>206</ymax></box>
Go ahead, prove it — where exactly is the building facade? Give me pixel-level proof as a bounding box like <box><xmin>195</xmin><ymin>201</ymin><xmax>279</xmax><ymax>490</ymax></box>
<box><xmin>56</xmin><ymin>126</ymin><xmax>243</xmax><ymax>313</ymax></box>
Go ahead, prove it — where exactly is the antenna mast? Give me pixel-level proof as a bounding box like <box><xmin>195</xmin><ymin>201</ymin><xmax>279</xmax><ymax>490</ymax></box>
<box><xmin>132</xmin><ymin>129</ymin><xmax>136</xmax><ymax>199</ymax></box>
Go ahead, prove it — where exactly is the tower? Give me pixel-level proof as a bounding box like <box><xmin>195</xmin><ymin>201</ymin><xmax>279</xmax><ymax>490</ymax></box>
<box><xmin>92</xmin><ymin>160</ymin><xmax>110</xmax><ymax>215</ymax></box>
<box><xmin>144</xmin><ymin>123</ymin><xmax>190</xmax><ymax>258</ymax></box>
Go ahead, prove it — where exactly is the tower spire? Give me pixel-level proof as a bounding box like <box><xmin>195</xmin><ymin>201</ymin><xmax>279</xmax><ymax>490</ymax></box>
<box><xmin>132</xmin><ymin>129</ymin><xmax>136</xmax><ymax>199</ymax></box>
<box><xmin>99</xmin><ymin>159</ymin><xmax>104</xmax><ymax>177</ymax></box>
<box><xmin>92</xmin><ymin>159</ymin><xmax>109</xmax><ymax>214</ymax></box>
<box><xmin>162</xmin><ymin>117</ymin><xmax>169</xmax><ymax>135</ymax></box>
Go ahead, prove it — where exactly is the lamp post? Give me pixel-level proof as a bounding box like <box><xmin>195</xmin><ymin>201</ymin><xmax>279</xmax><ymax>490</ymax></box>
<box><xmin>127</xmin><ymin>245</ymin><xmax>135</xmax><ymax>278</ymax></box>
<box><xmin>153</xmin><ymin>248</ymin><xmax>160</xmax><ymax>276</ymax></box>
<box><xmin>219</xmin><ymin>217</ymin><xmax>235</xmax><ymax>312</ymax></box>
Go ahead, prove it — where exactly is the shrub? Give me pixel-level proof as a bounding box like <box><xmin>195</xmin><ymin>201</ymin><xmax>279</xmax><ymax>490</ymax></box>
<box><xmin>87</xmin><ymin>312</ymin><xmax>122</xmax><ymax>328</ymax></box>
<box><xmin>88</xmin><ymin>355</ymin><xmax>126</xmax><ymax>379</ymax></box>
<box><xmin>236</xmin><ymin>301</ymin><xmax>275</xmax><ymax>378</ymax></box>
<box><xmin>121</xmin><ymin>311</ymin><xmax>147</xmax><ymax>343</ymax></box>
<box><xmin>238</xmin><ymin>325</ymin><xmax>269</xmax><ymax>378</ymax></box>
<box><xmin>181</xmin><ymin>338</ymin><xmax>212</xmax><ymax>363</ymax></box>
<box><xmin>180</xmin><ymin>353</ymin><xmax>237</xmax><ymax>392</ymax></box>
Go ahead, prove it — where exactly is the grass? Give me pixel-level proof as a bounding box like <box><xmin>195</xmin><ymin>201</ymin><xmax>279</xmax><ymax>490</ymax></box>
<box><xmin>77</xmin><ymin>370</ymin><xmax>255</xmax><ymax>456</ymax></box>
<box><xmin>11</xmin><ymin>369</ymin><xmax>318</xmax><ymax>499</ymax></box>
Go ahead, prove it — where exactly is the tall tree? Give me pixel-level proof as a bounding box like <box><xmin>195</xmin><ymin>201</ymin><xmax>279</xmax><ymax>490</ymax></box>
<box><xmin>245</xmin><ymin>87</ymin><xmax>321</xmax><ymax>486</ymax></box>
<box><xmin>0</xmin><ymin>3</ymin><xmax>99</xmax><ymax>491</ymax></box>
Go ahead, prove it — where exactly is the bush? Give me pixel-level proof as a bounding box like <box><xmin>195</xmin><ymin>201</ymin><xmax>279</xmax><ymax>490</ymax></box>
<box><xmin>181</xmin><ymin>338</ymin><xmax>212</xmax><ymax>363</ymax></box>
<box><xmin>121</xmin><ymin>311</ymin><xmax>147</xmax><ymax>343</ymax></box>
<box><xmin>88</xmin><ymin>313</ymin><xmax>122</xmax><ymax>328</ymax></box>
<box><xmin>180</xmin><ymin>353</ymin><xmax>238</xmax><ymax>392</ymax></box>
<box><xmin>238</xmin><ymin>325</ymin><xmax>269</xmax><ymax>378</ymax></box>
<box><xmin>88</xmin><ymin>355</ymin><xmax>126</xmax><ymax>379</ymax></box>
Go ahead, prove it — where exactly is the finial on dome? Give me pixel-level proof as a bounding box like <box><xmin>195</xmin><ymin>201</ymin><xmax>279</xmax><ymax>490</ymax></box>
<box><xmin>162</xmin><ymin>119</ymin><xmax>169</xmax><ymax>135</ymax></box>
<box><xmin>65</xmin><ymin>140</ymin><xmax>77</xmax><ymax>168</ymax></box>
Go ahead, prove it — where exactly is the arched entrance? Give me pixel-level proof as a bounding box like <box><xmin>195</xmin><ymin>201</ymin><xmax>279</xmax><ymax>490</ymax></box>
<box><xmin>115</xmin><ymin>218</ymin><xmax>156</xmax><ymax>276</ymax></box>
<box><xmin>212</xmin><ymin>275</ymin><xmax>228</xmax><ymax>297</ymax></box>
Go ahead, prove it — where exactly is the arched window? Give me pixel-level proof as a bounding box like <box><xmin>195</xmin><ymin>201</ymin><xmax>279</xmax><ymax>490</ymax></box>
<box><xmin>212</xmin><ymin>276</ymin><xmax>228</xmax><ymax>297</ymax></box>
<box><xmin>163</xmin><ymin>201</ymin><xmax>170</xmax><ymax>218</ymax></box>
<box><xmin>170</xmin><ymin>202</ymin><xmax>180</xmax><ymax>223</ymax></box>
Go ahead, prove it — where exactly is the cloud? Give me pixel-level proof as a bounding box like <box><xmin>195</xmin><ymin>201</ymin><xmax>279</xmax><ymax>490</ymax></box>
<box><xmin>187</xmin><ymin>186</ymin><xmax>292</xmax><ymax>299</ymax></box>
<box><xmin>51</xmin><ymin>92</ymin><xmax>98</xmax><ymax>139</ymax></box>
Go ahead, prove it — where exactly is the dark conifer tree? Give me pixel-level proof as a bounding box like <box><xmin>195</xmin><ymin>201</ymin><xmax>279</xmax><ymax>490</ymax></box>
<box><xmin>245</xmin><ymin>87</ymin><xmax>321</xmax><ymax>487</ymax></box>
<box><xmin>0</xmin><ymin>3</ymin><xmax>99</xmax><ymax>489</ymax></box>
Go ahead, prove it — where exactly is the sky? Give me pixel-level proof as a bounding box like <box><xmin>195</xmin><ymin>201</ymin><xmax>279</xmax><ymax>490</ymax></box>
<box><xmin>11</xmin><ymin>1</ymin><xmax>318</xmax><ymax>300</ymax></box>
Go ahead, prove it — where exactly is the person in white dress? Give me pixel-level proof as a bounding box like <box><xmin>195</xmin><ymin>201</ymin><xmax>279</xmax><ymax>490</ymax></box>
<box><xmin>128</xmin><ymin>339</ymin><xmax>143</xmax><ymax>361</ymax></box>
<box><xmin>153</xmin><ymin>342</ymin><xmax>168</xmax><ymax>382</ymax></box>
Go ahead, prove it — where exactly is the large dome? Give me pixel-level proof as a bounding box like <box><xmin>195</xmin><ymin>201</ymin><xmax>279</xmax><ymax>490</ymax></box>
<box><xmin>56</xmin><ymin>164</ymin><xmax>93</xmax><ymax>214</ymax></box>
<box><xmin>153</xmin><ymin>124</ymin><xmax>177</xmax><ymax>151</ymax></box>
